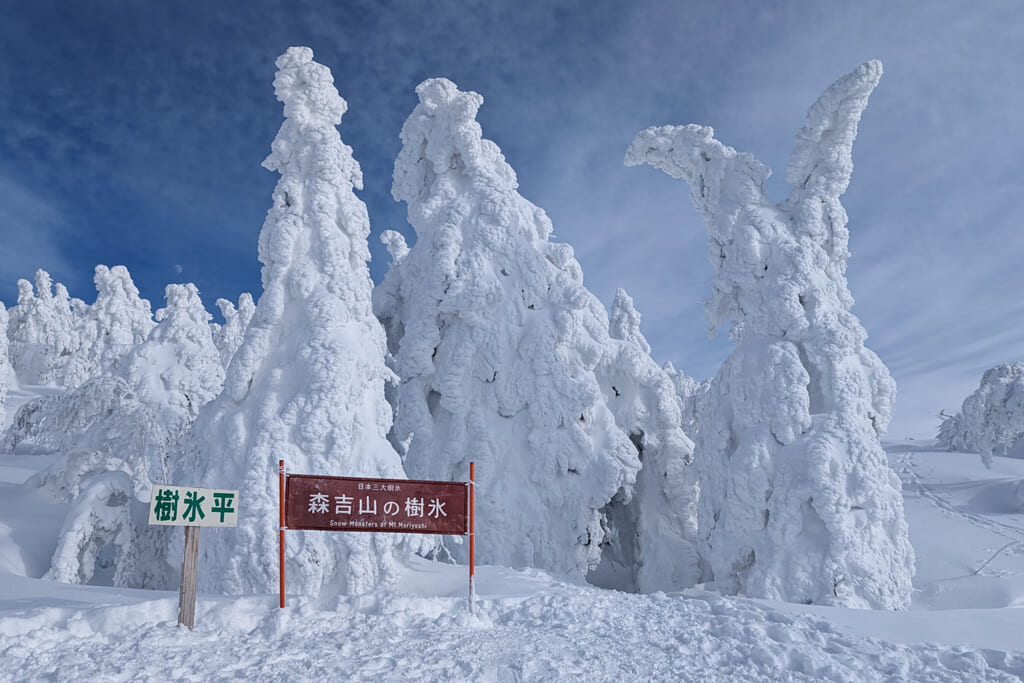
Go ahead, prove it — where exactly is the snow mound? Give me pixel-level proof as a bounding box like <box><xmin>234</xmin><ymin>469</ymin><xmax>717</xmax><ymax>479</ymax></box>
<box><xmin>3</xmin><ymin>373</ymin><xmax>178</xmax><ymax>590</ymax></box>
<box><xmin>44</xmin><ymin>470</ymin><xmax>173</xmax><ymax>589</ymax></box>
<box><xmin>626</xmin><ymin>60</ymin><xmax>913</xmax><ymax>609</ymax></box>
<box><xmin>938</xmin><ymin>362</ymin><xmax>1024</xmax><ymax>468</ymax></box>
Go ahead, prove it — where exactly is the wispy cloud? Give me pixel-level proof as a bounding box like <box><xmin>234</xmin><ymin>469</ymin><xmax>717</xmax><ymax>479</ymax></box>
<box><xmin>503</xmin><ymin>1</ymin><xmax>1024</xmax><ymax>437</ymax></box>
<box><xmin>1</xmin><ymin>0</ymin><xmax>1020</xmax><ymax>438</ymax></box>
<box><xmin>0</xmin><ymin>175</ymin><xmax>76</xmax><ymax>300</ymax></box>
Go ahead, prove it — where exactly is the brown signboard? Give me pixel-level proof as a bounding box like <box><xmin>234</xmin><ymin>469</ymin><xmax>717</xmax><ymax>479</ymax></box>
<box><xmin>285</xmin><ymin>474</ymin><xmax>468</xmax><ymax>536</ymax></box>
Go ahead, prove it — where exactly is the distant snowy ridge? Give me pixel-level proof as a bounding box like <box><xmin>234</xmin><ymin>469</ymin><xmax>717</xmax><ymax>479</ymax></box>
<box><xmin>627</xmin><ymin>60</ymin><xmax>914</xmax><ymax>609</ymax></box>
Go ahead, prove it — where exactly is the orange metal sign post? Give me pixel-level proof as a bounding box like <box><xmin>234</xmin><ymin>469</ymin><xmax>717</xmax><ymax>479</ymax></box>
<box><xmin>277</xmin><ymin>462</ymin><xmax>475</xmax><ymax>612</ymax></box>
<box><xmin>278</xmin><ymin>460</ymin><xmax>285</xmax><ymax>609</ymax></box>
<box><xmin>469</xmin><ymin>461</ymin><xmax>475</xmax><ymax>615</ymax></box>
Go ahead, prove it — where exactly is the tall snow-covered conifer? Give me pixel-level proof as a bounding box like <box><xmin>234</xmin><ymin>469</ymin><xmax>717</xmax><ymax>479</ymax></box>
<box><xmin>376</xmin><ymin>78</ymin><xmax>640</xmax><ymax>578</ymax></box>
<box><xmin>189</xmin><ymin>47</ymin><xmax>407</xmax><ymax>597</ymax></box>
<box><xmin>626</xmin><ymin>61</ymin><xmax>914</xmax><ymax>609</ymax></box>
<box><xmin>592</xmin><ymin>288</ymin><xmax>699</xmax><ymax>592</ymax></box>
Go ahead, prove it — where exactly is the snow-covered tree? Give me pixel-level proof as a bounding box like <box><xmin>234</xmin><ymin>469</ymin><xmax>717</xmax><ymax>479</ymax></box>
<box><xmin>664</xmin><ymin>361</ymin><xmax>707</xmax><ymax>439</ymax></box>
<box><xmin>7</xmin><ymin>375</ymin><xmax>172</xmax><ymax>501</ymax></box>
<box><xmin>62</xmin><ymin>265</ymin><xmax>154</xmax><ymax>388</ymax></box>
<box><xmin>44</xmin><ymin>470</ymin><xmax>173</xmax><ymax>589</ymax></box>
<box><xmin>213</xmin><ymin>293</ymin><xmax>255</xmax><ymax>369</ymax></box>
<box><xmin>592</xmin><ymin>289</ymin><xmax>699</xmax><ymax>592</ymax></box>
<box><xmin>117</xmin><ymin>283</ymin><xmax>224</xmax><ymax>436</ymax></box>
<box><xmin>15</xmin><ymin>283</ymin><xmax>217</xmax><ymax>590</ymax></box>
<box><xmin>187</xmin><ymin>47</ymin><xmax>409</xmax><ymax>597</ymax></box>
<box><xmin>6</xmin><ymin>270</ymin><xmax>79</xmax><ymax>386</ymax></box>
<box><xmin>377</xmin><ymin>78</ymin><xmax>640</xmax><ymax>578</ymax></box>
<box><xmin>7</xmin><ymin>374</ymin><xmax>176</xmax><ymax>589</ymax></box>
<box><xmin>937</xmin><ymin>362</ymin><xmax>1024</xmax><ymax>467</ymax></box>
<box><xmin>0</xmin><ymin>302</ymin><xmax>9</xmax><ymax>428</ymax></box>
<box><xmin>936</xmin><ymin>409</ymin><xmax>969</xmax><ymax>453</ymax></box>
<box><xmin>626</xmin><ymin>60</ymin><xmax>914</xmax><ymax>609</ymax></box>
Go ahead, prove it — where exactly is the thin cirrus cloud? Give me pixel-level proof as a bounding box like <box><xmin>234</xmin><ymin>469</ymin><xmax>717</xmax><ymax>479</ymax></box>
<box><xmin>0</xmin><ymin>175</ymin><xmax>76</xmax><ymax>295</ymax></box>
<box><xmin>519</xmin><ymin>1</ymin><xmax>1024</xmax><ymax>438</ymax></box>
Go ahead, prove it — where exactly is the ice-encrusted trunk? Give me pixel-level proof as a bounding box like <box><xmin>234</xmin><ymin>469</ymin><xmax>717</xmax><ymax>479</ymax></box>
<box><xmin>189</xmin><ymin>47</ymin><xmax>408</xmax><ymax>597</ymax></box>
<box><xmin>376</xmin><ymin>78</ymin><xmax>639</xmax><ymax>578</ymax></box>
<box><xmin>626</xmin><ymin>61</ymin><xmax>914</xmax><ymax>609</ymax></box>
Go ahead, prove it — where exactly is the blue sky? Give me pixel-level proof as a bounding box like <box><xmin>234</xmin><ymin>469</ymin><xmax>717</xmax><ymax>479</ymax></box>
<box><xmin>1</xmin><ymin>1</ymin><xmax>1022</xmax><ymax>438</ymax></box>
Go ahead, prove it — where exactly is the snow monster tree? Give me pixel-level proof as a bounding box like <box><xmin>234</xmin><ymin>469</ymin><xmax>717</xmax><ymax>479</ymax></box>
<box><xmin>938</xmin><ymin>362</ymin><xmax>1024</xmax><ymax>468</ymax></box>
<box><xmin>626</xmin><ymin>61</ymin><xmax>914</xmax><ymax>609</ymax></box>
<box><xmin>376</xmin><ymin>78</ymin><xmax>641</xmax><ymax>579</ymax></box>
<box><xmin>189</xmin><ymin>47</ymin><xmax>409</xmax><ymax>597</ymax></box>
<box><xmin>591</xmin><ymin>288</ymin><xmax>700</xmax><ymax>592</ymax></box>
<box><xmin>62</xmin><ymin>265</ymin><xmax>155</xmax><ymax>389</ymax></box>
<box><xmin>6</xmin><ymin>270</ymin><xmax>79</xmax><ymax>387</ymax></box>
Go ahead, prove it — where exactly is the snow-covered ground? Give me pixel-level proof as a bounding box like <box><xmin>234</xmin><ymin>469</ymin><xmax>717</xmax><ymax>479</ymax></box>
<box><xmin>3</xmin><ymin>385</ymin><xmax>1024</xmax><ymax>681</ymax></box>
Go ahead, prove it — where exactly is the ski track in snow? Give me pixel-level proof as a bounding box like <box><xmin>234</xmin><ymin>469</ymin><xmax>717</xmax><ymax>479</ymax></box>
<box><xmin>897</xmin><ymin>450</ymin><xmax>1024</xmax><ymax>556</ymax></box>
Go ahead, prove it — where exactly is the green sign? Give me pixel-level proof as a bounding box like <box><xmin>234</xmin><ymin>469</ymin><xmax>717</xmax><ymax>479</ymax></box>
<box><xmin>149</xmin><ymin>485</ymin><xmax>239</xmax><ymax>527</ymax></box>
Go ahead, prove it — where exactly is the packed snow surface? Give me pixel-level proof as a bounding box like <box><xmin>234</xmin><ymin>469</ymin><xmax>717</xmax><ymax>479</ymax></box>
<box><xmin>3</xmin><ymin>413</ymin><xmax>1024</xmax><ymax>680</ymax></box>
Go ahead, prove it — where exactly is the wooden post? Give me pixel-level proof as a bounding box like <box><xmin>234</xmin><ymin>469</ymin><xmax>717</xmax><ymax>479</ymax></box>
<box><xmin>279</xmin><ymin>459</ymin><xmax>286</xmax><ymax>609</ymax></box>
<box><xmin>178</xmin><ymin>525</ymin><xmax>200</xmax><ymax>630</ymax></box>
<box><xmin>469</xmin><ymin>461</ymin><xmax>475</xmax><ymax>614</ymax></box>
